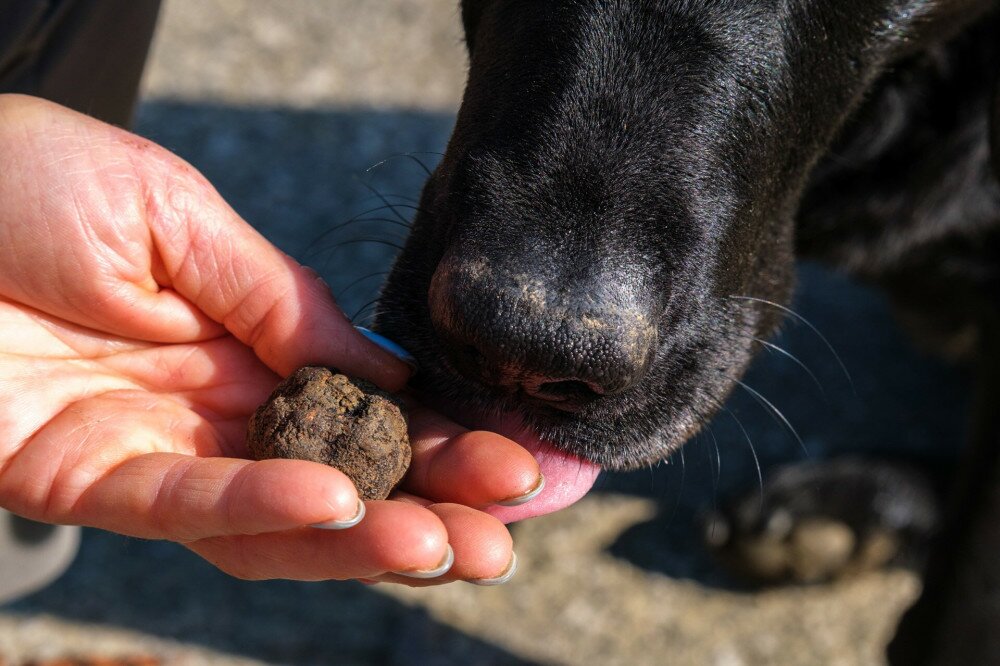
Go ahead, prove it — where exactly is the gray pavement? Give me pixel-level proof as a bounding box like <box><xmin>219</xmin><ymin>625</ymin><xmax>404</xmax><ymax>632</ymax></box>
<box><xmin>0</xmin><ymin>1</ymin><xmax>971</xmax><ymax>664</ymax></box>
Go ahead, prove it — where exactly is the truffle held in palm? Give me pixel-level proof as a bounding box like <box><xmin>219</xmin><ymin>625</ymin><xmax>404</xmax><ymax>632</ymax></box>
<box><xmin>247</xmin><ymin>366</ymin><xmax>411</xmax><ymax>501</ymax></box>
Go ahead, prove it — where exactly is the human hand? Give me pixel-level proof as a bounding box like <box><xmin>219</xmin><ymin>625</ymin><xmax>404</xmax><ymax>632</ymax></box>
<box><xmin>0</xmin><ymin>95</ymin><xmax>540</xmax><ymax>585</ymax></box>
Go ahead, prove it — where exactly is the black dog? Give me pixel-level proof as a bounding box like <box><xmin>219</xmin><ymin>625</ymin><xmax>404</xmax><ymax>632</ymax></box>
<box><xmin>376</xmin><ymin>1</ymin><xmax>999</xmax><ymax>661</ymax></box>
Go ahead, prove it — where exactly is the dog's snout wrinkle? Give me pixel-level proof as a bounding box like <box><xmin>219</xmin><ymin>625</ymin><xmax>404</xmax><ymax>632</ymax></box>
<box><xmin>428</xmin><ymin>252</ymin><xmax>658</xmax><ymax>405</ymax></box>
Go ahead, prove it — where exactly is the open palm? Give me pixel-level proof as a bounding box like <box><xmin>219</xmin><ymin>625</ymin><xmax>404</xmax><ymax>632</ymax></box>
<box><xmin>0</xmin><ymin>95</ymin><xmax>538</xmax><ymax>584</ymax></box>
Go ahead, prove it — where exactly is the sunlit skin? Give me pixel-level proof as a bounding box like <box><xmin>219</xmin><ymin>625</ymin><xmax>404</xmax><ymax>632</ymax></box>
<box><xmin>0</xmin><ymin>94</ymin><xmax>540</xmax><ymax>585</ymax></box>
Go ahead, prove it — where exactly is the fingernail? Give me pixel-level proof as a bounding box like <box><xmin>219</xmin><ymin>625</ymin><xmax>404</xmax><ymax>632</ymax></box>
<box><xmin>394</xmin><ymin>545</ymin><xmax>455</xmax><ymax>579</ymax></box>
<box><xmin>496</xmin><ymin>474</ymin><xmax>546</xmax><ymax>507</ymax></box>
<box><xmin>469</xmin><ymin>552</ymin><xmax>518</xmax><ymax>586</ymax></box>
<box><xmin>310</xmin><ymin>499</ymin><xmax>366</xmax><ymax>530</ymax></box>
<box><xmin>355</xmin><ymin>326</ymin><xmax>418</xmax><ymax>370</ymax></box>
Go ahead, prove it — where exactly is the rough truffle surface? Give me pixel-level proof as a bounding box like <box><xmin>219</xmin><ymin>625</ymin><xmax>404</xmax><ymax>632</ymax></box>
<box><xmin>247</xmin><ymin>366</ymin><xmax>411</xmax><ymax>500</ymax></box>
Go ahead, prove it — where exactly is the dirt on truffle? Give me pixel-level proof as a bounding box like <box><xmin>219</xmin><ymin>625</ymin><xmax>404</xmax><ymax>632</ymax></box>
<box><xmin>246</xmin><ymin>366</ymin><xmax>411</xmax><ymax>500</ymax></box>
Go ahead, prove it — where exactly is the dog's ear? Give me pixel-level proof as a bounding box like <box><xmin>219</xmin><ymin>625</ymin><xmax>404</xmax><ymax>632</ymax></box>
<box><xmin>461</xmin><ymin>0</ymin><xmax>488</xmax><ymax>52</ymax></box>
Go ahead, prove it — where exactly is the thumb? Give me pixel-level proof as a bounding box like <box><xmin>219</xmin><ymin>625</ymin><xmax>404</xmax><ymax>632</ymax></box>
<box><xmin>143</xmin><ymin>142</ymin><xmax>413</xmax><ymax>390</ymax></box>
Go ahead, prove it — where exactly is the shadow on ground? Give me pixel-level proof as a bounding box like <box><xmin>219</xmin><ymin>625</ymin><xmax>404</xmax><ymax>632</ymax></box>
<box><xmin>2</xmin><ymin>99</ymin><xmax>973</xmax><ymax>662</ymax></box>
<box><xmin>6</xmin><ymin>533</ymin><xmax>536</xmax><ymax>665</ymax></box>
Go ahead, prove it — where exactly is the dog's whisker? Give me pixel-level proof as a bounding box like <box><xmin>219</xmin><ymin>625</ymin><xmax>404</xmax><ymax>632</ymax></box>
<box><xmin>355</xmin><ymin>311</ymin><xmax>380</xmax><ymax>328</ymax></box>
<box><xmin>353</xmin><ymin>313</ymin><xmax>380</xmax><ymax>329</ymax></box>
<box><xmin>335</xmin><ymin>271</ymin><xmax>390</xmax><ymax>300</ymax></box>
<box><xmin>405</xmin><ymin>150</ymin><xmax>445</xmax><ymax>159</ymax></box>
<box><xmin>729</xmin><ymin>294</ymin><xmax>855</xmax><ymax>393</ymax></box>
<box><xmin>706</xmin><ymin>422</ymin><xmax>722</xmax><ymax>498</ymax></box>
<box><xmin>364</xmin><ymin>152</ymin><xmax>439</xmax><ymax>178</ymax></box>
<box><xmin>661</xmin><ymin>451</ymin><xmax>685</xmax><ymax>531</ymax></box>
<box><xmin>350</xmin><ymin>297</ymin><xmax>382</xmax><ymax>324</ymax></box>
<box><xmin>347</xmin><ymin>216</ymin><xmax>412</xmax><ymax>231</ymax></box>
<box><xmin>355</xmin><ymin>194</ymin><xmax>429</xmax><ymax>213</ymax></box>
<box><xmin>356</xmin><ymin>194</ymin><xmax>417</xmax><ymax>205</ymax></box>
<box><xmin>700</xmin><ymin>390</ymin><xmax>752</xmax><ymax>512</ymax></box>
<box><xmin>678</xmin><ymin>443</ymin><xmax>687</xmax><ymax>507</ymax></box>
<box><xmin>379</xmin><ymin>201</ymin><xmax>423</xmax><ymax>210</ymax></box>
<box><xmin>723</xmin><ymin>406</ymin><xmax>764</xmax><ymax>515</ymax></box>
<box><xmin>720</xmin><ymin>326</ymin><xmax>829</xmax><ymax>398</ymax></box>
<box><xmin>734</xmin><ymin>379</ymin><xmax>809</xmax><ymax>459</ymax></box>
<box><xmin>365</xmin><ymin>154</ymin><xmax>426</xmax><ymax>177</ymax></box>
<box><xmin>304</xmin><ymin>205</ymin><xmax>410</xmax><ymax>260</ymax></box>
<box><xmin>752</xmin><ymin>337</ymin><xmax>828</xmax><ymax>399</ymax></box>
<box><xmin>396</xmin><ymin>152</ymin><xmax>435</xmax><ymax>177</ymax></box>
<box><xmin>353</xmin><ymin>176</ymin><xmax>414</xmax><ymax>226</ymax></box>
<box><xmin>705</xmin><ymin>424</ymin><xmax>722</xmax><ymax>520</ymax></box>
<box><xmin>327</xmin><ymin>238</ymin><xmax>405</xmax><ymax>252</ymax></box>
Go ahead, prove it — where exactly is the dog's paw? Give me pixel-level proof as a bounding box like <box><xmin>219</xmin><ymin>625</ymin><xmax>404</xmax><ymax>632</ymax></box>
<box><xmin>703</xmin><ymin>458</ymin><xmax>941</xmax><ymax>585</ymax></box>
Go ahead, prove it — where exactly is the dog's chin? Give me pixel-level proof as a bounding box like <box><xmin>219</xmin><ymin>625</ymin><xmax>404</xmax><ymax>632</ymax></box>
<box><xmin>517</xmin><ymin>404</ymin><xmax>699</xmax><ymax>472</ymax></box>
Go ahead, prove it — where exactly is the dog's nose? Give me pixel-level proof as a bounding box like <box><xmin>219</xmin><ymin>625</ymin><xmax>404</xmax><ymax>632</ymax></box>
<box><xmin>428</xmin><ymin>253</ymin><xmax>658</xmax><ymax>409</ymax></box>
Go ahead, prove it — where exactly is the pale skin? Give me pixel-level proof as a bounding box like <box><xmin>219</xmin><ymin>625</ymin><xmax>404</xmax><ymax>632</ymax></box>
<box><xmin>0</xmin><ymin>94</ymin><xmax>541</xmax><ymax>585</ymax></box>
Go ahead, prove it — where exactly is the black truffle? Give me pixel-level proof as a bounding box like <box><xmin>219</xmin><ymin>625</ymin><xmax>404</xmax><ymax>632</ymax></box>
<box><xmin>247</xmin><ymin>366</ymin><xmax>411</xmax><ymax>500</ymax></box>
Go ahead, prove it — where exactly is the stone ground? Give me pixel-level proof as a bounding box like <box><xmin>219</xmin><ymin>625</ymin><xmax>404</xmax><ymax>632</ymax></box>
<box><xmin>0</xmin><ymin>1</ymin><xmax>973</xmax><ymax>664</ymax></box>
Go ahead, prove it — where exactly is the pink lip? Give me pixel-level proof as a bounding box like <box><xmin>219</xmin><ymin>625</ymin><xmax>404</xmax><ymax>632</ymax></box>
<box><xmin>459</xmin><ymin>412</ymin><xmax>602</xmax><ymax>524</ymax></box>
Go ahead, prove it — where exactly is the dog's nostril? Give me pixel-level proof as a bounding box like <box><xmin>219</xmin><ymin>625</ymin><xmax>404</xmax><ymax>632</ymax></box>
<box><xmin>429</xmin><ymin>253</ymin><xmax>659</xmax><ymax>403</ymax></box>
<box><xmin>531</xmin><ymin>379</ymin><xmax>604</xmax><ymax>403</ymax></box>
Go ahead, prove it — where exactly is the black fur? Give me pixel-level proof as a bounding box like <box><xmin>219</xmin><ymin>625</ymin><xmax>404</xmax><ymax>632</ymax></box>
<box><xmin>377</xmin><ymin>0</ymin><xmax>1000</xmax><ymax>472</ymax></box>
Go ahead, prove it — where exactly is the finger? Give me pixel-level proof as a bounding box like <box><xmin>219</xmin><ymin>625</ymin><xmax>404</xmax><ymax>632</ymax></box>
<box><xmin>373</xmin><ymin>502</ymin><xmax>515</xmax><ymax>587</ymax></box>
<box><xmin>2</xmin><ymin>98</ymin><xmax>410</xmax><ymax>389</ymax></box>
<box><xmin>67</xmin><ymin>453</ymin><xmax>364</xmax><ymax>541</ymax></box>
<box><xmin>185</xmin><ymin>500</ymin><xmax>450</xmax><ymax>581</ymax></box>
<box><xmin>0</xmin><ymin>97</ymin><xmax>224</xmax><ymax>344</ymax></box>
<box><xmin>0</xmin><ymin>389</ymin><xmax>360</xmax><ymax>540</ymax></box>
<box><xmin>402</xmin><ymin>406</ymin><xmax>543</xmax><ymax>507</ymax></box>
